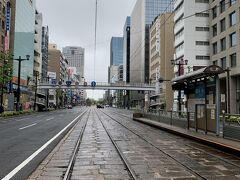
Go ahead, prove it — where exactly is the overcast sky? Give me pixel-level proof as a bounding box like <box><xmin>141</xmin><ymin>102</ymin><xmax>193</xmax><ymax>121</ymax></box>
<box><xmin>36</xmin><ymin>0</ymin><xmax>136</xmax><ymax>99</ymax></box>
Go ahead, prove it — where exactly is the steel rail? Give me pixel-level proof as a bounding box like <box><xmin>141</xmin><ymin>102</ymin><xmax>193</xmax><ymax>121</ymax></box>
<box><xmin>99</xmin><ymin>110</ymin><xmax>207</xmax><ymax>180</ymax></box>
<box><xmin>95</xmin><ymin>109</ymin><xmax>137</xmax><ymax>180</ymax></box>
<box><xmin>113</xmin><ymin>110</ymin><xmax>240</xmax><ymax>169</ymax></box>
<box><xmin>63</xmin><ymin>109</ymin><xmax>90</xmax><ymax>180</ymax></box>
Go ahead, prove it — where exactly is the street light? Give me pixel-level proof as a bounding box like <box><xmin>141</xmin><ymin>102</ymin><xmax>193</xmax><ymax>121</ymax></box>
<box><xmin>14</xmin><ymin>55</ymin><xmax>30</xmax><ymax>111</ymax></box>
<box><xmin>171</xmin><ymin>58</ymin><xmax>188</xmax><ymax>113</ymax></box>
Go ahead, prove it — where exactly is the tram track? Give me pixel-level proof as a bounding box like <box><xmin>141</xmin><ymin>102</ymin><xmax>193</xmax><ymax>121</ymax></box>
<box><xmin>63</xmin><ymin>109</ymin><xmax>91</xmax><ymax>180</ymax></box>
<box><xmin>112</xmin><ymin>110</ymin><xmax>240</xmax><ymax>169</ymax></box>
<box><xmin>95</xmin><ymin>109</ymin><xmax>137</xmax><ymax>180</ymax></box>
<box><xmin>63</xmin><ymin>108</ymin><xmax>137</xmax><ymax>180</ymax></box>
<box><xmin>98</xmin><ymin>109</ymin><xmax>208</xmax><ymax>179</ymax></box>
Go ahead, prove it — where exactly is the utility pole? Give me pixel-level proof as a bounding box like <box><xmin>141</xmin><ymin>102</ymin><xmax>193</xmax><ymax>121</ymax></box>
<box><xmin>34</xmin><ymin>72</ymin><xmax>39</xmax><ymax>111</ymax></box>
<box><xmin>171</xmin><ymin>58</ymin><xmax>188</xmax><ymax>113</ymax></box>
<box><xmin>14</xmin><ymin>55</ymin><xmax>30</xmax><ymax>111</ymax></box>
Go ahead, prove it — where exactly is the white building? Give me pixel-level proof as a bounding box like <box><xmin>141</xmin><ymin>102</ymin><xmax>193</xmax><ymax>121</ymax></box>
<box><xmin>173</xmin><ymin>0</ymin><xmax>210</xmax><ymax>111</ymax></box>
<box><xmin>62</xmin><ymin>46</ymin><xmax>85</xmax><ymax>81</ymax></box>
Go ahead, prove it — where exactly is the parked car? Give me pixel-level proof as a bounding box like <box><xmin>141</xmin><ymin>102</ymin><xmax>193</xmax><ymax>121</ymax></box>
<box><xmin>97</xmin><ymin>104</ymin><xmax>104</xmax><ymax>109</ymax></box>
<box><xmin>67</xmin><ymin>104</ymin><xmax>73</xmax><ymax>109</ymax></box>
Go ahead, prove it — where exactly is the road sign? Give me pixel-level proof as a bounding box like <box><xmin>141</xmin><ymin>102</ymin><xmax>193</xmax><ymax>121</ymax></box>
<box><xmin>51</xmin><ymin>79</ymin><xmax>56</xmax><ymax>85</ymax></box>
<box><xmin>75</xmin><ymin>82</ymin><xmax>79</xmax><ymax>88</ymax></box>
<box><xmin>91</xmin><ymin>81</ymin><xmax>96</xmax><ymax>87</ymax></box>
<box><xmin>66</xmin><ymin>81</ymin><xmax>72</xmax><ymax>87</ymax></box>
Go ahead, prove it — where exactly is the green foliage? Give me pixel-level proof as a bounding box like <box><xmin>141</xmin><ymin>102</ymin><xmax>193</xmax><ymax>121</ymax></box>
<box><xmin>0</xmin><ymin>51</ymin><xmax>13</xmax><ymax>92</ymax></box>
<box><xmin>225</xmin><ymin>115</ymin><xmax>240</xmax><ymax>122</ymax></box>
<box><xmin>0</xmin><ymin>110</ymin><xmax>34</xmax><ymax>118</ymax></box>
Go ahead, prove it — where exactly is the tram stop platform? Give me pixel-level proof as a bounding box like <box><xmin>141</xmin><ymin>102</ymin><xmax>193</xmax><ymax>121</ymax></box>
<box><xmin>133</xmin><ymin>116</ymin><xmax>240</xmax><ymax>156</ymax></box>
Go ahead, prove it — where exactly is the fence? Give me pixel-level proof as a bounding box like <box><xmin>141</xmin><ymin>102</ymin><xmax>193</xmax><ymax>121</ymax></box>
<box><xmin>136</xmin><ymin>110</ymin><xmax>240</xmax><ymax>142</ymax></box>
<box><xmin>222</xmin><ymin>113</ymin><xmax>240</xmax><ymax>141</ymax></box>
<box><xmin>139</xmin><ymin>109</ymin><xmax>188</xmax><ymax>129</ymax></box>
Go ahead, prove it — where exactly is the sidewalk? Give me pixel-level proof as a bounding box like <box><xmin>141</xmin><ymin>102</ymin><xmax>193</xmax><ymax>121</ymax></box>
<box><xmin>133</xmin><ymin>116</ymin><xmax>240</xmax><ymax>156</ymax></box>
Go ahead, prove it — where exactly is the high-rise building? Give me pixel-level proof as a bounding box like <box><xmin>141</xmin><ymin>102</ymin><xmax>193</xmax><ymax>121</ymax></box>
<box><xmin>62</xmin><ymin>46</ymin><xmax>84</xmax><ymax>81</ymax></box>
<box><xmin>41</xmin><ymin>26</ymin><xmax>49</xmax><ymax>79</ymax></box>
<box><xmin>123</xmin><ymin>17</ymin><xmax>131</xmax><ymax>83</ymax></box>
<box><xmin>149</xmin><ymin>13</ymin><xmax>174</xmax><ymax>111</ymax></box>
<box><xmin>173</xmin><ymin>0</ymin><xmax>210</xmax><ymax>111</ymax></box>
<box><xmin>130</xmin><ymin>0</ymin><xmax>173</xmax><ymax>84</ymax></box>
<box><xmin>209</xmin><ymin>0</ymin><xmax>240</xmax><ymax>113</ymax></box>
<box><xmin>11</xmin><ymin>0</ymin><xmax>36</xmax><ymax>109</ymax></box>
<box><xmin>110</xmin><ymin>37</ymin><xmax>123</xmax><ymax>66</ymax></box>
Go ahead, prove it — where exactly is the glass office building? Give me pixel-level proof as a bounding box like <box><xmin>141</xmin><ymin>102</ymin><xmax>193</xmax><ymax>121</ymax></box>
<box><xmin>145</xmin><ymin>0</ymin><xmax>173</xmax><ymax>24</ymax></box>
<box><xmin>13</xmin><ymin>0</ymin><xmax>36</xmax><ymax>86</ymax></box>
<box><xmin>130</xmin><ymin>0</ymin><xmax>173</xmax><ymax>83</ymax></box>
<box><xmin>110</xmin><ymin>37</ymin><xmax>123</xmax><ymax>66</ymax></box>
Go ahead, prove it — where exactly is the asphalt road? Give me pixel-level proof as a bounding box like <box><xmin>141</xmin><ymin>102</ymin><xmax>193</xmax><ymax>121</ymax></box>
<box><xmin>0</xmin><ymin>107</ymin><xmax>86</xmax><ymax>180</ymax></box>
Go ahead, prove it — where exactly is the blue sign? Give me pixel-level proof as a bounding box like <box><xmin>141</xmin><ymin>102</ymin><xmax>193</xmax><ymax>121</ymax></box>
<box><xmin>51</xmin><ymin>79</ymin><xmax>56</xmax><ymax>85</ymax></box>
<box><xmin>195</xmin><ymin>82</ymin><xmax>205</xmax><ymax>99</ymax></box>
<box><xmin>66</xmin><ymin>81</ymin><xmax>72</xmax><ymax>87</ymax></box>
<box><xmin>6</xmin><ymin>2</ymin><xmax>11</xmax><ymax>31</ymax></box>
<box><xmin>91</xmin><ymin>81</ymin><xmax>96</xmax><ymax>87</ymax></box>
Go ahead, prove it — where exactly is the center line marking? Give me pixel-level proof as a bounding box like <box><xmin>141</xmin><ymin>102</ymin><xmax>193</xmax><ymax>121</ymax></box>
<box><xmin>46</xmin><ymin>117</ymin><xmax>54</xmax><ymax>121</ymax></box>
<box><xmin>19</xmin><ymin>123</ymin><xmax>37</xmax><ymax>130</ymax></box>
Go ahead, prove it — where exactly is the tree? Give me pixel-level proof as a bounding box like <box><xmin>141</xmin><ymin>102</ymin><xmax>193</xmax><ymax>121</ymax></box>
<box><xmin>0</xmin><ymin>51</ymin><xmax>13</xmax><ymax>105</ymax></box>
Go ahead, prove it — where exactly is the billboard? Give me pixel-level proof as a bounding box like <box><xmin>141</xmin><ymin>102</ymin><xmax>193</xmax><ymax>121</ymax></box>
<box><xmin>68</xmin><ymin>67</ymin><xmax>77</xmax><ymax>76</ymax></box>
<box><xmin>47</xmin><ymin>72</ymin><xmax>57</xmax><ymax>79</ymax></box>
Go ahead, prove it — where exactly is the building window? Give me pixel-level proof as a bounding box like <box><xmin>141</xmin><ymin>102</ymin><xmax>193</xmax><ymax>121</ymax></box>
<box><xmin>220</xmin><ymin>18</ymin><xmax>226</xmax><ymax>32</ymax></box>
<box><xmin>221</xmin><ymin>57</ymin><xmax>226</xmax><ymax>69</ymax></box>
<box><xmin>196</xmin><ymin>55</ymin><xmax>210</xmax><ymax>60</ymax></box>
<box><xmin>220</xmin><ymin>37</ymin><xmax>226</xmax><ymax>51</ymax></box>
<box><xmin>195</xmin><ymin>0</ymin><xmax>209</xmax><ymax>2</ymax></box>
<box><xmin>196</xmin><ymin>41</ymin><xmax>209</xmax><ymax>46</ymax></box>
<box><xmin>212</xmin><ymin>42</ymin><xmax>218</xmax><ymax>55</ymax></box>
<box><xmin>229</xmin><ymin>0</ymin><xmax>236</xmax><ymax>6</ymax></box>
<box><xmin>212</xmin><ymin>24</ymin><xmax>217</xmax><ymax>37</ymax></box>
<box><xmin>230</xmin><ymin>53</ymin><xmax>237</xmax><ymax>67</ymax></box>
<box><xmin>229</xmin><ymin>11</ymin><xmax>236</xmax><ymax>27</ymax></box>
<box><xmin>220</xmin><ymin>0</ymin><xmax>225</xmax><ymax>13</ymax></box>
<box><xmin>195</xmin><ymin>26</ymin><xmax>209</xmax><ymax>31</ymax></box>
<box><xmin>230</xmin><ymin>32</ymin><xmax>237</xmax><ymax>47</ymax></box>
<box><xmin>1</xmin><ymin>20</ymin><xmax>4</xmax><ymax>31</ymax></box>
<box><xmin>213</xmin><ymin>60</ymin><xmax>218</xmax><ymax>65</ymax></box>
<box><xmin>195</xmin><ymin>13</ymin><xmax>209</xmax><ymax>17</ymax></box>
<box><xmin>212</xmin><ymin>6</ymin><xmax>217</xmax><ymax>19</ymax></box>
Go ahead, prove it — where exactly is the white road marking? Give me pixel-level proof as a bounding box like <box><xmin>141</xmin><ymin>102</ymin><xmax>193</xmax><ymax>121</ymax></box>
<box><xmin>19</xmin><ymin>123</ymin><xmax>37</xmax><ymax>130</ymax></box>
<box><xmin>46</xmin><ymin>117</ymin><xmax>54</xmax><ymax>121</ymax></box>
<box><xmin>2</xmin><ymin>111</ymin><xmax>86</xmax><ymax>180</ymax></box>
<box><xmin>16</xmin><ymin>118</ymin><xmax>30</xmax><ymax>122</ymax></box>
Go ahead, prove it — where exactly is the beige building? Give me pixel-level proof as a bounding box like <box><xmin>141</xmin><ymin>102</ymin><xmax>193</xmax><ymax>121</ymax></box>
<box><xmin>48</xmin><ymin>44</ymin><xmax>68</xmax><ymax>83</ymax></box>
<box><xmin>210</xmin><ymin>0</ymin><xmax>240</xmax><ymax>113</ymax></box>
<box><xmin>149</xmin><ymin>13</ymin><xmax>174</xmax><ymax>111</ymax></box>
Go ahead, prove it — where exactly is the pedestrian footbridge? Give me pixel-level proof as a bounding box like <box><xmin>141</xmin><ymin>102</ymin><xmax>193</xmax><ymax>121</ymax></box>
<box><xmin>37</xmin><ymin>82</ymin><xmax>156</xmax><ymax>91</ymax></box>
